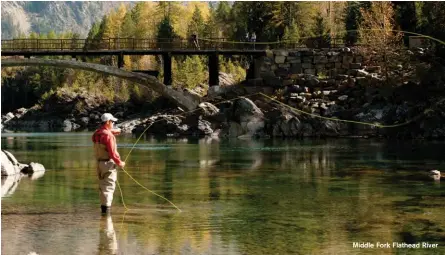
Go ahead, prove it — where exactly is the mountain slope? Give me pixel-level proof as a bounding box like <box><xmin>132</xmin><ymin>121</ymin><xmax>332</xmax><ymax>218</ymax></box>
<box><xmin>1</xmin><ymin>1</ymin><xmax>132</xmax><ymax>38</ymax></box>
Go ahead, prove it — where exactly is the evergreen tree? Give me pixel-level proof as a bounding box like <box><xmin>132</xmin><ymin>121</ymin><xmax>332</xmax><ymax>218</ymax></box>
<box><xmin>421</xmin><ymin>2</ymin><xmax>445</xmax><ymax>57</ymax></box>
<box><xmin>393</xmin><ymin>2</ymin><xmax>418</xmax><ymax>46</ymax></box>
<box><xmin>203</xmin><ymin>7</ymin><xmax>219</xmax><ymax>38</ymax></box>
<box><xmin>310</xmin><ymin>12</ymin><xmax>330</xmax><ymax>48</ymax></box>
<box><xmin>157</xmin><ymin>17</ymin><xmax>178</xmax><ymax>49</ymax></box>
<box><xmin>270</xmin><ymin>2</ymin><xmax>304</xmax><ymax>38</ymax></box>
<box><xmin>230</xmin><ymin>2</ymin><xmax>276</xmax><ymax>41</ymax></box>
<box><xmin>282</xmin><ymin>22</ymin><xmax>300</xmax><ymax>43</ymax></box>
<box><xmin>121</xmin><ymin>12</ymin><xmax>136</xmax><ymax>38</ymax></box>
<box><xmin>215</xmin><ymin>1</ymin><xmax>232</xmax><ymax>37</ymax></box>
<box><xmin>187</xmin><ymin>6</ymin><xmax>205</xmax><ymax>37</ymax></box>
<box><xmin>344</xmin><ymin>1</ymin><xmax>362</xmax><ymax>45</ymax></box>
<box><xmin>85</xmin><ymin>21</ymin><xmax>101</xmax><ymax>50</ymax></box>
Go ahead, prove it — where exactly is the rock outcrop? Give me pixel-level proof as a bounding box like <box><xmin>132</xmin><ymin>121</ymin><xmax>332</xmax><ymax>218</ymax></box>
<box><xmin>1</xmin><ymin>150</ymin><xmax>45</xmax><ymax>176</ymax></box>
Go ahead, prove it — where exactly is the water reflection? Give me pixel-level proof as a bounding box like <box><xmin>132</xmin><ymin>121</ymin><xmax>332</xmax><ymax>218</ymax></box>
<box><xmin>1</xmin><ymin>171</ymin><xmax>45</xmax><ymax>197</ymax></box>
<box><xmin>98</xmin><ymin>215</ymin><xmax>118</xmax><ymax>255</ymax></box>
<box><xmin>2</xmin><ymin>133</ymin><xmax>445</xmax><ymax>254</ymax></box>
<box><xmin>1</xmin><ymin>174</ymin><xmax>22</xmax><ymax>197</ymax></box>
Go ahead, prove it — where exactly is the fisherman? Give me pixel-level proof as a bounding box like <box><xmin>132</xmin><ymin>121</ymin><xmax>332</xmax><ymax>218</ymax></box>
<box><xmin>92</xmin><ymin>113</ymin><xmax>125</xmax><ymax>214</ymax></box>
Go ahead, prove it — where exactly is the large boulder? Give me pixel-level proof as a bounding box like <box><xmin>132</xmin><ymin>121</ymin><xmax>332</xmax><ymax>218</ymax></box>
<box><xmin>232</xmin><ymin>98</ymin><xmax>265</xmax><ymax>136</ymax></box>
<box><xmin>22</xmin><ymin>162</ymin><xmax>46</xmax><ymax>174</ymax></box>
<box><xmin>219</xmin><ymin>72</ymin><xmax>236</xmax><ymax>87</ymax></box>
<box><xmin>2</xmin><ymin>112</ymin><xmax>15</xmax><ymax>124</ymax></box>
<box><xmin>136</xmin><ymin>114</ymin><xmax>189</xmax><ymax>136</ymax></box>
<box><xmin>198</xmin><ymin>102</ymin><xmax>220</xmax><ymax>117</ymax></box>
<box><xmin>1</xmin><ymin>150</ymin><xmax>21</xmax><ymax>176</ymax></box>
<box><xmin>1</xmin><ymin>150</ymin><xmax>45</xmax><ymax>176</ymax></box>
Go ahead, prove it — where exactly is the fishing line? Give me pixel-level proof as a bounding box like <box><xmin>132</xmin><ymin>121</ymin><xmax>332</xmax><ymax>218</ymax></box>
<box><xmin>115</xmin><ymin>29</ymin><xmax>445</xmax><ymax>213</ymax></box>
<box><xmin>115</xmin><ymin>94</ymin><xmax>265</xmax><ymax>212</ymax></box>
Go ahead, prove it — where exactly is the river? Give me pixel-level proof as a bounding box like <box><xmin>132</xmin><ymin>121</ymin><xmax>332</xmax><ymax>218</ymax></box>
<box><xmin>2</xmin><ymin>132</ymin><xmax>445</xmax><ymax>254</ymax></box>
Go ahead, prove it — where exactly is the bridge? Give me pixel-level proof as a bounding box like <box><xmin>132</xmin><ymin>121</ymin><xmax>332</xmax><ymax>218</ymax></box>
<box><xmin>1</xmin><ymin>37</ymin><xmax>344</xmax><ymax>86</ymax></box>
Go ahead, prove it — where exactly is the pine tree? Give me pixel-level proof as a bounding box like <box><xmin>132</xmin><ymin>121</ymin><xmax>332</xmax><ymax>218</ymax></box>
<box><xmin>420</xmin><ymin>2</ymin><xmax>445</xmax><ymax>57</ymax></box>
<box><xmin>344</xmin><ymin>1</ymin><xmax>362</xmax><ymax>45</ymax></box>
<box><xmin>282</xmin><ymin>22</ymin><xmax>300</xmax><ymax>43</ymax></box>
<box><xmin>85</xmin><ymin>21</ymin><xmax>101</xmax><ymax>50</ymax></box>
<box><xmin>203</xmin><ymin>7</ymin><xmax>219</xmax><ymax>38</ymax></box>
<box><xmin>215</xmin><ymin>1</ymin><xmax>232</xmax><ymax>37</ymax></box>
<box><xmin>230</xmin><ymin>2</ymin><xmax>276</xmax><ymax>41</ymax></box>
<box><xmin>121</xmin><ymin>13</ymin><xmax>136</xmax><ymax>38</ymax></box>
<box><xmin>157</xmin><ymin>17</ymin><xmax>178</xmax><ymax>49</ymax></box>
<box><xmin>310</xmin><ymin>12</ymin><xmax>330</xmax><ymax>48</ymax></box>
<box><xmin>393</xmin><ymin>2</ymin><xmax>418</xmax><ymax>46</ymax></box>
<box><xmin>187</xmin><ymin>6</ymin><xmax>205</xmax><ymax>37</ymax></box>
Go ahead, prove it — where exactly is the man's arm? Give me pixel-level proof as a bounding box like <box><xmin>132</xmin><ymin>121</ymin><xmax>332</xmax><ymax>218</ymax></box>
<box><xmin>104</xmin><ymin>134</ymin><xmax>123</xmax><ymax>166</ymax></box>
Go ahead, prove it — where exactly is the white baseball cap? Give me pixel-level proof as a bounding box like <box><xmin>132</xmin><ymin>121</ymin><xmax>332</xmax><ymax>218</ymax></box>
<box><xmin>101</xmin><ymin>113</ymin><xmax>118</xmax><ymax>122</ymax></box>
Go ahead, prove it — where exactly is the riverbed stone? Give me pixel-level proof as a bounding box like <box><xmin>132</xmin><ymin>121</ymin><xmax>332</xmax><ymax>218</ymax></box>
<box><xmin>22</xmin><ymin>162</ymin><xmax>46</xmax><ymax>174</ymax></box>
<box><xmin>338</xmin><ymin>95</ymin><xmax>349</xmax><ymax>101</ymax></box>
<box><xmin>199</xmin><ymin>102</ymin><xmax>220</xmax><ymax>116</ymax></box>
<box><xmin>357</xmin><ymin>69</ymin><xmax>370</xmax><ymax>77</ymax></box>
<box><xmin>2</xmin><ymin>112</ymin><xmax>15</xmax><ymax>123</ymax></box>
<box><xmin>275</xmin><ymin>56</ymin><xmax>286</xmax><ymax>64</ymax></box>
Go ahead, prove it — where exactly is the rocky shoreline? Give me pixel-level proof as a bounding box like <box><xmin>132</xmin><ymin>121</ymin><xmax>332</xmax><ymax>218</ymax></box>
<box><xmin>2</xmin><ymin>81</ymin><xmax>445</xmax><ymax>139</ymax></box>
<box><xmin>2</xmin><ymin>48</ymin><xmax>445</xmax><ymax>139</ymax></box>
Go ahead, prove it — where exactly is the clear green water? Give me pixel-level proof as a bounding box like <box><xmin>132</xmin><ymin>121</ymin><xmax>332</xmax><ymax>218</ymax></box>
<box><xmin>2</xmin><ymin>133</ymin><xmax>445</xmax><ymax>255</ymax></box>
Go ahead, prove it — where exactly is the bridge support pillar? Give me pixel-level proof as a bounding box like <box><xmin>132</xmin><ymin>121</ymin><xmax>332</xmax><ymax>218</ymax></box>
<box><xmin>163</xmin><ymin>53</ymin><xmax>172</xmax><ymax>86</ymax></box>
<box><xmin>246</xmin><ymin>56</ymin><xmax>263</xmax><ymax>80</ymax></box>
<box><xmin>117</xmin><ymin>53</ymin><xmax>124</xmax><ymax>68</ymax></box>
<box><xmin>209</xmin><ymin>52</ymin><xmax>219</xmax><ymax>86</ymax></box>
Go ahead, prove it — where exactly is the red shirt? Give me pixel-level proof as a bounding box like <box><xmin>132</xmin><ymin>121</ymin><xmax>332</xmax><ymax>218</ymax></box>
<box><xmin>92</xmin><ymin>125</ymin><xmax>122</xmax><ymax>165</ymax></box>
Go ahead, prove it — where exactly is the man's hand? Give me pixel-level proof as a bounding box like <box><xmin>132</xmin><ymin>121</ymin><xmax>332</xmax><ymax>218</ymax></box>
<box><xmin>119</xmin><ymin>161</ymin><xmax>126</xmax><ymax>168</ymax></box>
<box><xmin>111</xmin><ymin>128</ymin><xmax>122</xmax><ymax>135</ymax></box>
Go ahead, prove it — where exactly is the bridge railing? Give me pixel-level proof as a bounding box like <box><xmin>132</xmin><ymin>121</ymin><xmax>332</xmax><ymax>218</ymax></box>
<box><xmin>1</xmin><ymin>37</ymin><xmax>350</xmax><ymax>51</ymax></box>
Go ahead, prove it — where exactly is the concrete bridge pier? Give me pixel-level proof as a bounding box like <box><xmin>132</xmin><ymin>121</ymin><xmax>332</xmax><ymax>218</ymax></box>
<box><xmin>209</xmin><ymin>52</ymin><xmax>219</xmax><ymax>86</ymax></box>
<box><xmin>163</xmin><ymin>52</ymin><xmax>172</xmax><ymax>86</ymax></box>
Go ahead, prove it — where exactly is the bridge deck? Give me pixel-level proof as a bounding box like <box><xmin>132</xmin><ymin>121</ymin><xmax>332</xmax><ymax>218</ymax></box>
<box><xmin>1</xmin><ymin>49</ymin><xmax>267</xmax><ymax>56</ymax></box>
<box><xmin>1</xmin><ymin>37</ymin><xmax>346</xmax><ymax>56</ymax></box>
